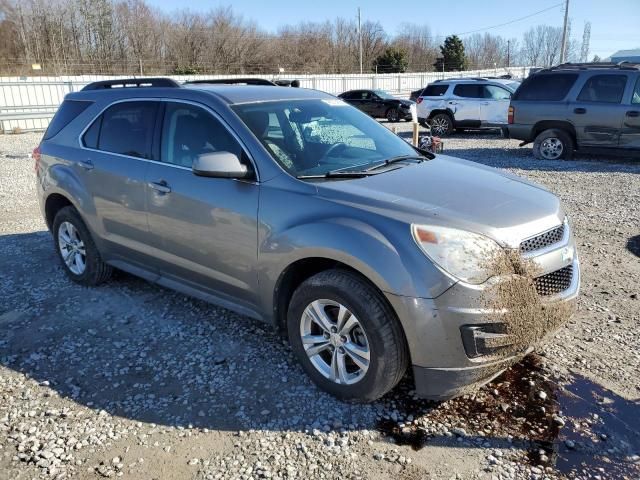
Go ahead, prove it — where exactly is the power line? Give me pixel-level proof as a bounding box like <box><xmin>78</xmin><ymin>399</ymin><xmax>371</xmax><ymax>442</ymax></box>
<box><xmin>451</xmin><ymin>2</ymin><xmax>565</xmax><ymax>37</ymax></box>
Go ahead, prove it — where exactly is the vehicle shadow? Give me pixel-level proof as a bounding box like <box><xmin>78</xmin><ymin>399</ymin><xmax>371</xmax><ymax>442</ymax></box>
<box><xmin>1</xmin><ymin>231</ymin><xmax>639</xmax><ymax>477</ymax></box>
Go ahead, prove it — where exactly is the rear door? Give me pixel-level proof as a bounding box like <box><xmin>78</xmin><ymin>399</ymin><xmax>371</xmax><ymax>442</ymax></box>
<box><xmin>481</xmin><ymin>84</ymin><xmax>512</xmax><ymax>125</ymax></box>
<box><xmin>620</xmin><ymin>75</ymin><xmax>640</xmax><ymax>149</ymax></box>
<box><xmin>451</xmin><ymin>84</ymin><xmax>483</xmax><ymax>125</ymax></box>
<box><xmin>79</xmin><ymin>100</ymin><xmax>159</xmax><ymax>264</ymax></box>
<box><xmin>570</xmin><ymin>73</ymin><xmax>629</xmax><ymax>147</ymax></box>
<box><xmin>144</xmin><ymin>101</ymin><xmax>260</xmax><ymax>309</ymax></box>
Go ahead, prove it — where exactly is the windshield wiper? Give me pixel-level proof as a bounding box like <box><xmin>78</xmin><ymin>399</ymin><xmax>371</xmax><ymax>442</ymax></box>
<box><xmin>296</xmin><ymin>170</ymin><xmax>373</xmax><ymax>179</ymax></box>
<box><xmin>363</xmin><ymin>155</ymin><xmax>426</xmax><ymax>172</ymax></box>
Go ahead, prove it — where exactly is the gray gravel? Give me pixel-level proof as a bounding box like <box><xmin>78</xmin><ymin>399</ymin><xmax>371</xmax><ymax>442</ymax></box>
<box><xmin>1</xmin><ymin>130</ymin><xmax>639</xmax><ymax>480</ymax></box>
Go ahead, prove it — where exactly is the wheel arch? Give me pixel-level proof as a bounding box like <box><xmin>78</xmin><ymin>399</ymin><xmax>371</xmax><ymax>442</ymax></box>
<box><xmin>532</xmin><ymin>120</ymin><xmax>577</xmax><ymax>144</ymax></box>
<box><xmin>44</xmin><ymin>192</ymin><xmax>74</xmax><ymax>230</ymax></box>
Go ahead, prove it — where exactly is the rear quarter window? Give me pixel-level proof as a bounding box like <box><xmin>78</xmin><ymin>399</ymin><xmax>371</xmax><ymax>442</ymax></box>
<box><xmin>513</xmin><ymin>74</ymin><xmax>578</xmax><ymax>101</ymax></box>
<box><xmin>422</xmin><ymin>84</ymin><xmax>449</xmax><ymax>96</ymax></box>
<box><xmin>43</xmin><ymin>100</ymin><xmax>93</xmax><ymax>140</ymax></box>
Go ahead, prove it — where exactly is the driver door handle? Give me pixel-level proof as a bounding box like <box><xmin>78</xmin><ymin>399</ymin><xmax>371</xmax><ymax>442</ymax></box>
<box><xmin>626</xmin><ymin>110</ymin><xmax>640</xmax><ymax>117</ymax></box>
<box><xmin>448</xmin><ymin>101</ymin><xmax>457</xmax><ymax>105</ymax></box>
<box><xmin>574</xmin><ymin>108</ymin><xmax>587</xmax><ymax>114</ymax></box>
<box><xmin>149</xmin><ymin>180</ymin><xmax>171</xmax><ymax>194</ymax></box>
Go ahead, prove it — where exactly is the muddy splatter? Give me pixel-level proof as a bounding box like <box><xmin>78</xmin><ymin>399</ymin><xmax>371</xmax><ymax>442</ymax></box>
<box><xmin>377</xmin><ymin>355</ymin><xmax>640</xmax><ymax>478</ymax></box>
<box><xmin>479</xmin><ymin>249</ymin><xmax>575</xmax><ymax>356</ymax></box>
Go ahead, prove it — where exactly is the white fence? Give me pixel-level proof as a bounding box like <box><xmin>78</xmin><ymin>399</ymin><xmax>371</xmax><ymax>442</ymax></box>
<box><xmin>0</xmin><ymin>67</ymin><xmax>532</xmax><ymax>132</ymax></box>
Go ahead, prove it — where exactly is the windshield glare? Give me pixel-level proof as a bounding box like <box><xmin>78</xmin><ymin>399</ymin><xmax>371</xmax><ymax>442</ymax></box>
<box><xmin>232</xmin><ymin>99</ymin><xmax>417</xmax><ymax>177</ymax></box>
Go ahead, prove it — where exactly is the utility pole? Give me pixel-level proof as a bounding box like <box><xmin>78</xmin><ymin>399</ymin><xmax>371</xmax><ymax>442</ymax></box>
<box><xmin>560</xmin><ymin>0</ymin><xmax>570</xmax><ymax>64</ymax></box>
<box><xmin>358</xmin><ymin>7</ymin><xmax>363</xmax><ymax>74</ymax></box>
<box><xmin>507</xmin><ymin>40</ymin><xmax>510</xmax><ymax>68</ymax></box>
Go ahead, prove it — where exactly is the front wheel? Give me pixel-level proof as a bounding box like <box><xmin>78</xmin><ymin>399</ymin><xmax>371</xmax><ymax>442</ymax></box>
<box><xmin>532</xmin><ymin>128</ymin><xmax>574</xmax><ymax>160</ymax></box>
<box><xmin>287</xmin><ymin>270</ymin><xmax>409</xmax><ymax>402</ymax></box>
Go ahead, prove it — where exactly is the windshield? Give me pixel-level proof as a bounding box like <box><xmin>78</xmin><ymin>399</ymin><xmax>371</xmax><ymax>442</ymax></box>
<box><xmin>232</xmin><ymin>98</ymin><xmax>417</xmax><ymax>177</ymax></box>
<box><xmin>373</xmin><ymin>90</ymin><xmax>395</xmax><ymax>100</ymax></box>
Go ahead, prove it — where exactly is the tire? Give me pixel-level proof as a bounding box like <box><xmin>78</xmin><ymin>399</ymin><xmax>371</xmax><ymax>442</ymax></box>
<box><xmin>386</xmin><ymin>108</ymin><xmax>399</xmax><ymax>122</ymax></box>
<box><xmin>287</xmin><ymin>269</ymin><xmax>409</xmax><ymax>402</ymax></box>
<box><xmin>532</xmin><ymin>128</ymin><xmax>574</xmax><ymax>160</ymax></box>
<box><xmin>429</xmin><ymin>113</ymin><xmax>454</xmax><ymax>136</ymax></box>
<box><xmin>53</xmin><ymin>206</ymin><xmax>112</xmax><ymax>286</ymax></box>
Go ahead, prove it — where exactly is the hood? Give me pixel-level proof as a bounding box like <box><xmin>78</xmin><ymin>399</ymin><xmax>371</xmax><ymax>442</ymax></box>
<box><xmin>315</xmin><ymin>155</ymin><xmax>564</xmax><ymax>247</ymax></box>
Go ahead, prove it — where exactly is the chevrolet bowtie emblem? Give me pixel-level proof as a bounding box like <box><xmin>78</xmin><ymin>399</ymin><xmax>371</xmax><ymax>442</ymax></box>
<box><xmin>561</xmin><ymin>246</ymin><xmax>574</xmax><ymax>262</ymax></box>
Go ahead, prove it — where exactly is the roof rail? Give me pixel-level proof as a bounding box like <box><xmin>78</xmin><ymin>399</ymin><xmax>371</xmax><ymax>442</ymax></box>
<box><xmin>81</xmin><ymin>78</ymin><xmax>181</xmax><ymax>91</ymax></box>
<box><xmin>541</xmin><ymin>61</ymin><xmax>640</xmax><ymax>72</ymax></box>
<box><xmin>184</xmin><ymin>78</ymin><xmax>277</xmax><ymax>86</ymax></box>
<box><xmin>434</xmin><ymin>77</ymin><xmax>488</xmax><ymax>83</ymax></box>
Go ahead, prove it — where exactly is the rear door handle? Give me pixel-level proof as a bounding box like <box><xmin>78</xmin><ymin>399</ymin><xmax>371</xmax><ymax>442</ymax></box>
<box><xmin>149</xmin><ymin>181</ymin><xmax>171</xmax><ymax>194</ymax></box>
<box><xmin>627</xmin><ymin>110</ymin><xmax>640</xmax><ymax>117</ymax></box>
<box><xmin>78</xmin><ymin>159</ymin><xmax>94</xmax><ymax>170</ymax></box>
<box><xmin>574</xmin><ymin>108</ymin><xmax>587</xmax><ymax>114</ymax></box>
<box><xmin>481</xmin><ymin>101</ymin><xmax>490</xmax><ymax>105</ymax></box>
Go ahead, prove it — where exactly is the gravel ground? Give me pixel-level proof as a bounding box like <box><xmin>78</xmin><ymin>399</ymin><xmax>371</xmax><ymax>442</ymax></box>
<box><xmin>1</xmin><ymin>130</ymin><xmax>639</xmax><ymax>480</ymax></box>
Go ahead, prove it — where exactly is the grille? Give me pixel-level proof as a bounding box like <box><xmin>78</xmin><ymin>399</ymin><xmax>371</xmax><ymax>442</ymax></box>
<box><xmin>520</xmin><ymin>224</ymin><xmax>565</xmax><ymax>254</ymax></box>
<box><xmin>534</xmin><ymin>265</ymin><xmax>573</xmax><ymax>296</ymax></box>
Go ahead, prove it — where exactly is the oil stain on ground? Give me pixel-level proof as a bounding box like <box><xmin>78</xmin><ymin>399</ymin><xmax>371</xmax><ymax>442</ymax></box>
<box><xmin>376</xmin><ymin>355</ymin><xmax>640</xmax><ymax>479</ymax></box>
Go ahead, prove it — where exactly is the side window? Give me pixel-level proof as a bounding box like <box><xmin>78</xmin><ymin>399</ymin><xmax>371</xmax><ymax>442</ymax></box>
<box><xmin>484</xmin><ymin>85</ymin><xmax>511</xmax><ymax>100</ymax></box>
<box><xmin>44</xmin><ymin>100</ymin><xmax>93</xmax><ymax>140</ymax></box>
<box><xmin>633</xmin><ymin>77</ymin><xmax>640</xmax><ymax>104</ymax></box>
<box><xmin>513</xmin><ymin>74</ymin><xmax>578</xmax><ymax>101</ymax></box>
<box><xmin>161</xmin><ymin>102</ymin><xmax>243</xmax><ymax>168</ymax></box>
<box><xmin>453</xmin><ymin>84</ymin><xmax>483</xmax><ymax>98</ymax></box>
<box><xmin>423</xmin><ymin>84</ymin><xmax>448</xmax><ymax>97</ymax></box>
<box><xmin>82</xmin><ymin>115</ymin><xmax>101</xmax><ymax>149</ymax></box>
<box><xmin>98</xmin><ymin>101</ymin><xmax>158</xmax><ymax>159</ymax></box>
<box><xmin>361</xmin><ymin>91</ymin><xmax>372</xmax><ymax>100</ymax></box>
<box><xmin>577</xmin><ymin>75</ymin><xmax>627</xmax><ymax>103</ymax></box>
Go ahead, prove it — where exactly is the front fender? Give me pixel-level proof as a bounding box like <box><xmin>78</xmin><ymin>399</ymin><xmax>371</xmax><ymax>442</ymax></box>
<box><xmin>256</xmin><ymin>216</ymin><xmax>455</xmax><ymax>316</ymax></box>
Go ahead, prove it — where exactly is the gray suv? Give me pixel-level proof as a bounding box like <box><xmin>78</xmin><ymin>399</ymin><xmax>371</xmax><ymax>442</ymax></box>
<box><xmin>36</xmin><ymin>78</ymin><xmax>580</xmax><ymax>401</ymax></box>
<box><xmin>508</xmin><ymin>62</ymin><xmax>640</xmax><ymax>159</ymax></box>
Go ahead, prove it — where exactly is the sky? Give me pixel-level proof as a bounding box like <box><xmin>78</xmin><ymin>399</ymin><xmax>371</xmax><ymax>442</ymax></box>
<box><xmin>147</xmin><ymin>0</ymin><xmax>640</xmax><ymax>59</ymax></box>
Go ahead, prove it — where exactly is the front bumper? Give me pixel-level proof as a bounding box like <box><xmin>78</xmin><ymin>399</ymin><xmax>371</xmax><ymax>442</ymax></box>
<box><xmin>385</xmin><ymin>245</ymin><xmax>580</xmax><ymax>400</ymax></box>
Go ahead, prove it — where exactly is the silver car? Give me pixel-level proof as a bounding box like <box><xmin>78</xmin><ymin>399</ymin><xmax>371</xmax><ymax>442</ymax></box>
<box><xmin>35</xmin><ymin>78</ymin><xmax>580</xmax><ymax>402</ymax></box>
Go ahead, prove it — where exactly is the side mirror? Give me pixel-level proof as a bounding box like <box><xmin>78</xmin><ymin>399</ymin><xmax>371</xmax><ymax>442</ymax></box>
<box><xmin>192</xmin><ymin>151</ymin><xmax>249</xmax><ymax>179</ymax></box>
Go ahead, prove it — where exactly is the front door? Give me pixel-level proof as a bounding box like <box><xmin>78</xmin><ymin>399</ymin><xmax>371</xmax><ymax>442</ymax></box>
<box><xmin>620</xmin><ymin>76</ymin><xmax>640</xmax><ymax>149</ymax></box>
<box><xmin>570</xmin><ymin>73</ymin><xmax>629</xmax><ymax>147</ymax></box>
<box><xmin>480</xmin><ymin>84</ymin><xmax>512</xmax><ymax>125</ymax></box>
<box><xmin>145</xmin><ymin>101</ymin><xmax>260</xmax><ymax>309</ymax></box>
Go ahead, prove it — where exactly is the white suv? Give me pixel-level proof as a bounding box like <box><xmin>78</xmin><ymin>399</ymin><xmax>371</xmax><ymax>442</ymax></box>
<box><xmin>416</xmin><ymin>78</ymin><xmax>520</xmax><ymax>136</ymax></box>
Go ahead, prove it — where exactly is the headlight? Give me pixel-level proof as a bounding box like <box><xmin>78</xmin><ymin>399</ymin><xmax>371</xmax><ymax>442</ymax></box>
<box><xmin>411</xmin><ymin>224</ymin><xmax>504</xmax><ymax>284</ymax></box>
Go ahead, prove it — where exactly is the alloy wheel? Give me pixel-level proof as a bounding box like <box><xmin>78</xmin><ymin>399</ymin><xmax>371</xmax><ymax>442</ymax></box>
<box><xmin>430</xmin><ymin>116</ymin><xmax>450</xmax><ymax>135</ymax></box>
<box><xmin>57</xmin><ymin>221</ymin><xmax>87</xmax><ymax>275</ymax></box>
<box><xmin>539</xmin><ymin>137</ymin><xmax>564</xmax><ymax>160</ymax></box>
<box><xmin>300</xmin><ymin>299</ymin><xmax>370</xmax><ymax>385</ymax></box>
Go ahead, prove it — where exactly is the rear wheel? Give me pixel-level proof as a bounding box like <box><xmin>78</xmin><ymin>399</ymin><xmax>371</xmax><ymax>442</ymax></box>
<box><xmin>532</xmin><ymin>128</ymin><xmax>574</xmax><ymax>160</ymax></box>
<box><xmin>53</xmin><ymin>206</ymin><xmax>112</xmax><ymax>286</ymax></box>
<box><xmin>287</xmin><ymin>270</ymin><xmax>408</xmax><ymax>402</ymax></box>
<box><xmin>429</xmin><ymin>113</ymin><xmax>454</xmax><ymax>136</ymax></box>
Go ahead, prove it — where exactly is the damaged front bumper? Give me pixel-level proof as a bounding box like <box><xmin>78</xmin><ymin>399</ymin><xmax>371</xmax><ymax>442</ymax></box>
<box><xmin>385</xmin><ymin>247</ymin><xmax>580</xmax><ymax>401</ymax></box>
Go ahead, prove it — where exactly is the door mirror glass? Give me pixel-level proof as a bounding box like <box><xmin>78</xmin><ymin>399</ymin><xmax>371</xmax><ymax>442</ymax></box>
<box><xmin>192</xmin><ymin>151</ymin><xmax>249</xmax><ymax>178</ymax></box>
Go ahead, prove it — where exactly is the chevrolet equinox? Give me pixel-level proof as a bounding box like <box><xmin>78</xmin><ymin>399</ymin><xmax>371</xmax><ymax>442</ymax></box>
<box><xmin>35</xmin><ymin>78</ymin><xmax>580</xmax><ymax>401</ymax></box>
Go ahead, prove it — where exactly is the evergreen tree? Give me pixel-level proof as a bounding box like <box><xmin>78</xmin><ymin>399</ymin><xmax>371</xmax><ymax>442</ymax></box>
<box><xmin>434</xmin><ymin>35</ymin><xmax>468</xmax><ymax>71</ymax></box>
<box><xmin>374</xmin><ymin>47</ymin><xmax>408</xmax><ymax>73</ymax></box>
